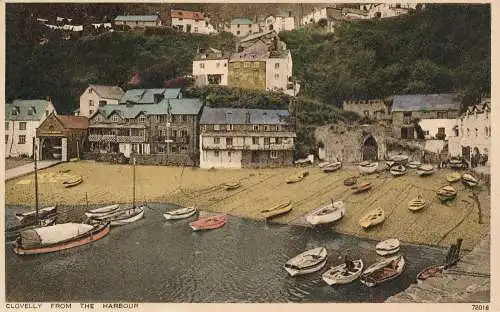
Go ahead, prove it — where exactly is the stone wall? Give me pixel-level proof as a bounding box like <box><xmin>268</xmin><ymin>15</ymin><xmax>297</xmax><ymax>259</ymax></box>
<box><xmin>132</xmin><ymin>153</ymin><xmax>197</xmax><ymax>166</ymax></box>
<box><xmin>241</xmin><ymin>150</ymin><xmax>293</xmax><ymax>168</ymax></box>
<box><xmin>228</xmin><ymin>61</ymin><xmax>266</xmax><ymax>91</ymax></box>
<box><xmin>343</xmin><ymin>99</ymin><xmax>391</xmax><ymax>120</ymax></box>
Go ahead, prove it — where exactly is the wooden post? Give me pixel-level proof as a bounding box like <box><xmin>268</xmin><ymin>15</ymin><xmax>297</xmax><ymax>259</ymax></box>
<box><xmin>85</xmin><ymin>192</ymin><xmax>89</xmax><ymax>210</ymax></box>
<box><xmin>33</xmin><ymin>137</ymin><xmax>39</xmax><ymax>225</ymax></box>
<box><xmin>132</xmin><ymin>157</ymin><xmax>136</xmax><ymax>209</ymax></box>
<box><xmin>77</xmin><ymin>140</ymin><xmax>80</xmax><ymax>159</ymax></box>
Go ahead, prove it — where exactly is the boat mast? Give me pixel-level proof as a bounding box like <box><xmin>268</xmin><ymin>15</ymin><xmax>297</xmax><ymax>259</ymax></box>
<box><xmin>132</xmin><ymin>157</ymin><xmax>136</xmax><ymax>209</ymax></box>
<box><xmin>33</xmin><ymin>137</ymin><xmax>39</xmax><ymax>225</ymax></box>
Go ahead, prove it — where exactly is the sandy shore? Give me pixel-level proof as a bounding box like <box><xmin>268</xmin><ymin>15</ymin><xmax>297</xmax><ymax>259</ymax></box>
<box><xmin>5</xmin><ymin>160</ymin><xmax>490</xmax><ymax>250</ymax></box>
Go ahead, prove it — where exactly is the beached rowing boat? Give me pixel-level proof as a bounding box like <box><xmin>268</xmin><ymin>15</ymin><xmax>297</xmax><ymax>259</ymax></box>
<box><xmin>360</xmin><ymin>255</ymin><xmax>406</xmax><ymax>287</ymax></box>
<box><xmin>359</xmin><ymin>208</ymin><xmax>385</xmax><ymax>229</ymax></box>
<box><xmin>190</xmin><ymin>215</ymin><xmax>226</xmax><ymax>231</ymax></box>
<box><xmin>164</xmin><ymin>206</ymin><xmax>197</xmax><ymax>220</ymax></box>
<box><xmin>284</xmin><ymin>247</ymin><xmax>328</xmax><ymax>277</ymax></box>
<box><xmin>306</xmin><ymin>200</ymin><xmax>345</xmax><ymax>226</ymax></box>
<box><xmin>260</xmin><ymin>201</ymin><xmax>292</xmax><ymax>220</ymax></box>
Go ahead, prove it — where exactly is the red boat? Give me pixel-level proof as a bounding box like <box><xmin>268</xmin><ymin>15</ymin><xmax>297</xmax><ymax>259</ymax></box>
<box><xmin>417</xmin><ymin>265</ymin><xmax>445</xmax><ymax>283</ymax></box>
<box><xmin>190</xmin><ymin>215</ymin><xmax>226</xmax><ymax>231</ymax></box>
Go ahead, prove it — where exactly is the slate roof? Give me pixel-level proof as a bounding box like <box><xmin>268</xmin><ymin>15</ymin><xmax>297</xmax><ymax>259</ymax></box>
<box><xmin>58</xmin><ymin>115</ymin><xmax>89</xmax><ymax>129</ymax></box>
<box><xmin>239</xmin><ymin>29</ymin><xmax>276</xmax><ymax>43</ymax></box>
<box><xmin>231</xmin><ymin>18</ymin><xmax>254</xmax><ymax>25</ymax></box>
<box><xmin>200</xmin><ymin>107</ymin><xmax>291</xmax><ymax>125</ymax></box>
<box><xmin>392</xmin><ymin>93</ymin><xmax>462</xmax><ymax>112</ymax></box>
<box><xmin>88</xmin><ymin>85</ymin><xmax>124</xmax><ymax>100</ymax></box>
<box><xmin>114</xmin><ymin>15</ymin><xmax>159</xmax><ymax>22</ymax></box>
<box><xmin>96</xmin><ymin>98</ymin><xmax>202</xmax><ymax>119</ymax></box>
<box><xmin>5</xmin><ymin>99</ymin><xmax>52</xmax><ymax>121</ymax></box>
<box><xmin>119</xmin><ymin>88</ymin><xmax>182</xmax><ymax>104</ymax></box>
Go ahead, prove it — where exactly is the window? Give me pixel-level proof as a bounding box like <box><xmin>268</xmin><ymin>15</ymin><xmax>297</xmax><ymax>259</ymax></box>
<box><xmin>252</xmin><ymin>137</ymin><xmax>259</xmax><ymax>144</ymax></box>
<box><xmin>216</xmin><ymin>62</ymin><xmax>220</xmax><ymax>68</ymax></box>
<box><xmin>276</xmin><ymin>137</ymin><xmax>282</xmax><ymax>144</ymax></box>
<box><xmin>18</xmin><ymin>135</ymin><xmax>26</xmax><ymax>144</ymax></box>
<box><xmin>270</xmin><ymin>151</ymin><xmax>278</xmax><ymax>159</ymax></box>
<box><xmin>46</xmin><ymin>110</ymin><xmax>49</xmax><ymax>116</ymax></box>
<box><xmin>264</xmin><ymin>125</ymin><xmax>269</xmax><ymax>131</ymax></box>
<box><xmin>224</xmin><ymin>63</ymin><xmax>227</xmax><ymax>67</ymax></box>
<box><xmin>485</xmin><ymin>127</ymin><xmax>489</xmax><ymax>137</ymax></box>
<box><xmin>19</xmin><ymin>122</ymin><xmax>27</xmax><ymax>130</ymax></box>
<box><xmin>138</xmin><ymin>115</ymin><xmax>146</xmax><ymax>123</ymax></box>
<box><xmin>467</xmin><ymin>128</ymin><xmax>470</xmax><ymax>136</ymax></box>
<box><xmin>233</xmin><ymin>63</ymin><xmax>240</xmax><ymax>68</ymax></box>
<box><xmin>202</xmin><ymin>125</ymin><xmax>207</xmax><ymax>132</ymax></box>
<box><xmin>89</xmin><ymin>100</ymin><xmax>94</xmax><ymax>107</ymax></box>
<box><xmin>437</xmin><ymin>111</ymin><xmax>446</xmax><ymax>118</ymax></box>
<box><xmin>253</xmin><ymin>125</ymin><xmax>259</xmax><ymax>131</ymax></box>
<box><xmin>226</xmin><ymin>138</ymin><xmax>233</xmax><ymax>146</ymax></box>
<box><xmin>89</xmin><ymin>110</ymin><xmax>94</xmax><ymax>115</ymax></box>
<box><xmin>214</xmin><ymin>137</ymin><xmax>220</xmax><ymax>144</ymax></box>
<box><xmin>253</xmin><ymin>62</ymin><xmax>260</xmax><ymax>68</ymax></box>
<box><xmin>182</xmin><ymin>115</ymin><xmax>188</xmax><ymax>122</ymax></box>
<box><xmin>172</xmin><ymin>130</ymin><xmax>178</xmax><ymax>137</ymax></box>
<box><xmin>161</xmin><ymin>129</ymin><xmax>167</xmax><ymax>136</ymax></box>
<box><xmin>214</xmin><ymin>150</ymin><xmax>220</xmax><ymax>157</ymax></box>
<box><xmin>111</xmin><ymin>114</ymin><xmax>119</xmax><ymax>122</ymax></box>
<box><xmin>200</xmin><ymin>63</ymin><xmax>205</xmax><ymax>69</ymax></box>
<box><xmin>237</xmin><ymin>30</ymin><xmax>240</xmax><ymax>35</ymax></box>
<box><xmin>275</xmin><ymin>125</ymin><xmax>280</xmax><ymax>131</ymax></box>
<box><xmin>214</xmin><ymin>124</ymin><xmax>220</xmax><ymax>131</ymax></box>
<box><xmin>5</xmin><ymin>135</ymin><xmax>8</xmax><ymax>143</ymax></box>
<box><xmin>475</xmin><ymin>128</ymin><xmax>478</xmax><ymax>137</ymax></box>
<box><xmin>228</xmin><ymin>151</ymin><xmax>232</xmax><ymax>158</ymax></box>
<box><xmin>89</xmin><ymin>88</ymin><xmax>93</xmax><ymax>94</ymax></box>
<box><xmin>27</xmin><ymin>109</ymin><xmax>33</xmax><ymax>116</ymax></box>
<box><xmin>244</xmin><ymin>62</ymin><xmax>251</xmax><ymax>68</ymax></box>
<box><xmin>275</xmin><ymin>62</ymin><xmax>280</xmax><ymax>69</ymax></box>
<box><xmin>5</xmin><ymin>122</ymin><xmax>8</xmax><ymax>130</ymax></box>
<box><xmin>194</xmin><ymin>27</ymin><xmax>198</xmax><ymax>33</ymax></box>
<box><xmin>226</xmin><ymin>124</ymin><xmax>233</xmax><ymax>131</ymax></box>
<box><xmin>274</xmin><ymin>73</ymin><xmax>279</xmax><ymax>80</ymax></box>
<box><xmin>264</xmin><ymin>137</ymin><xmax>270</xmax><ymax>145</ymax></box>
<box><xmin>237</xmin><ymin>24</ymin><xmax>240</xmax><ymax>28</ymax></box>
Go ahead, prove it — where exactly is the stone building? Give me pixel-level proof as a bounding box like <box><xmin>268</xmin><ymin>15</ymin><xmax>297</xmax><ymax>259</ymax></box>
<box><xmin>78</xmin><ymin>84</ymin><xmax>124</xmax><ymax>118</ymax></box>
<box><xmin>228</xmin><ymin>18</ymin><xmax>260</xmax><ymax>38</ymax></box>
<box><xmin>228</xmin><ymin>44</ymin><xmax>268</xmax><ymax>91</ymax></box>
<box><xmin>114</xmin><ymin>15</ymin><xmax>162</xmax><ymax>28</ymax></box>
<box><xmin>199</xmin><ymin>107</ymin><xmax>296</xmax><ymax>169</ymax></box>
<box><xmin>192</xmin><ymin>48</ymin><xmax>229</xmax><ymax>87</ymax></box>
<box><xmin>170</xmin><ymin>9</ymin><xmax>217</xmax><ymax>34</ymax></box>
<box><xmin>87</xmin><ymin>95</ymin><xmax>203</xmax><ymax>166</ymax></box>
<box><xmin>36</xmin><ymin>113</ymin><xmax>89</xmax><ymax>161</ymax></box>
<box><xmin>342</xmin><ymin>98</ymin><xmax>392</xmax><ymax>121</ymax></box>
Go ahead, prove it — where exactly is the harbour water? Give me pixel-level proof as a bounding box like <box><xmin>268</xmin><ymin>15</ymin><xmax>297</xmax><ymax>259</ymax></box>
<box><xmin>5</xmin><ymin>203</ymin><xmax>448</xmax><ymax>303</ymax></box>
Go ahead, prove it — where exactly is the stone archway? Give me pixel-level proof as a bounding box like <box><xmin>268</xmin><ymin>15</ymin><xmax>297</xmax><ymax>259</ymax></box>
<box><xmin>362</xmin><ymin>136</ymin><xmax>378</xmax><ymax>161</ymax></box>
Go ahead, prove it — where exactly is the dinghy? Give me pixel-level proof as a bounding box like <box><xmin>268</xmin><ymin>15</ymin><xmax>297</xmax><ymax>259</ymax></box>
<box><xmin>351</xmin><ymin>182</ymin><xmax>372</xmax><ymax>194</ymax></box>
<box><xmin>359</xmin><ymin>208</ymin><xmax>385</xmax><ymax>229</ymax></box>
<box><xmin>407</xmin><ymin>161</ymin><xmax>422</xmax><ymax>169</ymax></box>
<box><xmin>360</xmin><ymin>255</ymin><xmax>406</xmax><ymax>287</ymax></box>
<box><xmin>358</xmin><ymin>162</ymin><xmax>378</xmax><ymax>175</ymax></box>
<box><xmin>376</xmin><ymin>238</ymin><xmax>401</xmax><ymax>256</ymax></box>
<box><xmin>390</xmin><ymin>154</ymin><xmax>409</xmax><ymax>164</ymax></box>
<box><xmin>92</xmin><ymin>206</ymin><xmax>145</xmax><ymax>226</ymax></box>
<box><xmin>284</xmin><ymin>247</ymin><xmax>328</xmax><ymax>277</ymax></box>
<box><xmin>462</xmin><ymin>173</ymin><xmax>478</xmax><ymax>187</ymax></box>
<box><xmin>446</xmin><ymin>172</ymin><xmax>461</xmax><ymax>183</ymax></box>
<box><xmin>286</xmin><ymin>170</ymin><xmax>308</xmax><ymax>184</ymax></box>
<box><xmin>63</xmin><ymin>176</ymin><xmax>83</xmax><ymax>188</ymax></box>
<box><xmin>322</xmin><ymin>259</ymin><xmax>364</xmax><ymax>285</ymax></box>
<box><xmin>408</xmin><ymin>195</ymin><xmax>426</xmax><ymax>212</ymax></box>
<box><xmin>260</xmin><ymin>201</ymin><xmax>292</xmax><ymax>219</ymax></box>
<box><xmin>390</xmin><ymin>165</ymin><xmax>407</xmax><ymax>177</ymax></box>
<box><xmin>5</xmin><ymin>215</ymin><xmax>57</xmax><ymax>242</ymax></box>
<box><xmin>323</xmin><ymin>162</ymin><xmax>342</xmax><ymax>173</ymax></box>
<box><xmin>223</xmin><ymin>182</ymin><xmax>241</xmax><ymax>191</ymax></box>
<box><xmin>16</xmin><ymin>206</ymin><xmax>57</xmax><ymax>224</ymax></box>
<box><xmin>417</xmin><ymin>265</ymin><xmax>445</xmax><ymax>283</ymax></box>
<box><xmin>436</xmin><ymin>185</ymin><xmax>457</xmax><ymax>202</ymax></box>
<box><xmin>306</xmin><ymin>200</ymin><xmax>345</xmax><ymax>226</ymax></box>
<box><xmin>318</xmin><ymin>161</ymin><xmax>330</xmax><ymax>169</ymax></box>
<box><xmin>190</xmin><ymin>214</ymin><xmax>226</xmax><ymax>231</ymax></box>
<box><xmin>416</xmin><ymin>164</ymin><xmax>434</xmax><ymax>176</ymax></box>
<box><xmin>163</xmin><ymin>206</ymin><xmax>197</xmax><ymax>220</ymax></box>
<box><xmin>84</xmin><ymin>204</ymin><xmax>120</xmax><ymax>218</ymax></box>
<box><xmin>344</xmin><ymin>176</ymin><xmax>358</xmax><ymax>186</ymax></box>
<box><xmin>14</xmin><ymin>222</ymin><xmax>110</xmax><ymax>255</ymax></box>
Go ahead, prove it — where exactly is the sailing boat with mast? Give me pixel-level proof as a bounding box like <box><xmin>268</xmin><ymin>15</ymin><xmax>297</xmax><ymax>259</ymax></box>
<box><xmin>89</xmin><ymin>158</ymin><xmax>145</xmax><ymax>226</ymax></box>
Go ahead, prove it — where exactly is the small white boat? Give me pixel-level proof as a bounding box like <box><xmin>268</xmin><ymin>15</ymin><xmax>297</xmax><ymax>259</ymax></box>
<box><xmin>306</xmin><ymin>201</ymin><xmax>345</xmax><ymax>226</ymax></box>
<box><xmin>416</xmin><ymin>164</ymin><xmax>434</xmax><ymax>176</ymax></box>
<box><xmin>318</xmin><ymin>161</ymin><xmax>330</xmax><ymax>169</ymax></box>
<box><xmin>407</xmin><ymin>161</ymin><xmax>422</xmax><ymax>169</ymax></box>
<box><xmin>92</xmin><ymin>206</ymin><xmax>145</xmax><ymax>226</ymax></box>
<box><xmin>376</xmin><ymin>238</ymin><xmax>401</xmax><ymax>256</ymax></box>
<box><xmin>390</xmin><ymin>154</ymin><xmax>409</xmax><ymax>164</ymax></box>
<box><xmin>164</xmin><ymin>206</ymin><xmax>197</xmax><ymax>220</ymax></box>
<box><xmin>322</xmin><ymin>259</ymin><xmax>364</xmax><ymax>285</ymax></box>
<box><xmin>323</xmin><ymin>162</ymin><xmax>342</xmax><ymax>173</ymax></box>
<box><xmin>390</xmin><ymin>165</ymin><xmax>407</xmax><ymax>177</ymax></box>
<box><xmin>84</xmin><ymin>204</ymin><xmax>120</xmax><ymax>218</ymax></box>
<box><xmin>360</xmin><ymin>255</ymin><xmax>406</xmax><ymax>287</ymax></box>
<box><xmin>16</xmin><ymin>206</ymin><xmax>57</xmax><ymax>223</ymax></box>
<box><xmin>358</xmin><ymin>162</ymin><xmax>378</xmax><ymax>175</ymax></box>
<box><xmin>462</xmin><ymin>173</ymin><xmax>478</xmax><ymax>187</ymax></box>
<box><xmin>284</xmin><ymin>247</ymin><xmax>328</xmax><ymax>277</ymax></box>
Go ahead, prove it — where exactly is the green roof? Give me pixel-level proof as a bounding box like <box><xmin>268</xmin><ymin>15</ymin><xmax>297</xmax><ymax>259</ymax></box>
<box><xmin>5</xmin><ymin>99</ymin><xmax>52</xmax><ymax>121</ymax></box>
<box><xmin>97</xmin><ymin>98</ymin><xmax>202</xmax><ymax>119</ymax></box>
<box><xmin>119</xmin><ymin>88</ymin><xmax>182</xmax><ymax>104</ymax></box>
<box><xmin>231</xmin><ymin>18</ymin><xmax>254</xmax><ymax>25</ymax></box>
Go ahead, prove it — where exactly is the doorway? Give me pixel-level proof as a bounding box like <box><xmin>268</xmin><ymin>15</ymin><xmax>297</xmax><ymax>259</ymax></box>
<box><xmin>362</xmin><ymin>136</ymin><xmax>378</xmax><ymax>161</ymax></box>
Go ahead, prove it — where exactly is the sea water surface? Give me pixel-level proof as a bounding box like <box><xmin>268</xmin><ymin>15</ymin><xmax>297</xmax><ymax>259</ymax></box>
<box><xmin>5</xmin><ymin>203</ymin><xmax>447</xmax><ymax>303</ymax></box>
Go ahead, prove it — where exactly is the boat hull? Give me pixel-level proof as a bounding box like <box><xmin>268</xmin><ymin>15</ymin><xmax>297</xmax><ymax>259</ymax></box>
<box><xmin>16</xmin><ymin>206</ymin><xmax>57</xmax><ymax>223</ymax></box>
<box><xmin>84</xmin><ymin>204</ymin><xmax>120</xmax><ymax>218</ymax></box>
<box><xmin>285</xmin><ymin>259</ymin><xmax>327</xmax><ymax>276</ymax></box>
<box><xmin>164</xmin><ymin>208</ymin><xmax>197</xmax><ymax>220</ymax></box>
<box><xmin>306</xmin><ymin>202</ymin><xmax>345</xmax><ymax>226</ymax></box>
<box><xmin>109</xmin><ymin>208</ymin><xmax>145</xmax><ymax>226</ymax></box>
<box><xmin>322</xmin><ymin>260</ymin><xmax>364</xmax><ymax>285</ymax></box>
<box><xmin>13</xmin><ymin>223</ymin><xmax>110</xmax><ymax>255</ymax></box>
<box><xmin>375</xmin><ymin>247</ymin><xmax>400</xmax><ymax>256</ymax></box>
<box><xmin>360</xmin><ymin>256</ymin><xmax>405</xmax><ymax>287</ymax></box>
<box><xmin>190</xmin><ymin>215</ymin><xmax>226</xmax><ymax>231</ymax></box>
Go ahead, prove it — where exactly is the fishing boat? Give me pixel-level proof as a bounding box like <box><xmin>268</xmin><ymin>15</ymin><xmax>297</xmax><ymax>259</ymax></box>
<box><xmin>376</xmin><ymin>238</ymin><xmax>401</xmax><ymax>256</ymax></box>
<box><xmin>163</xmin><ymin>206</ymin><xmax>197</xmax><ymax>220</ymax></box>
<box><xmin>360</xmin><ymin>255</ymin><xmax>406</xmax><ymax>287</ymax></box>
<box><xmin>416</xmin><ymin>164</ymin><xmax>434</xmax><ymax>176</ymax></box>
<box><xmin>359</xmin><ymin>208</ymin><xmax>385</xmax><ymax>229</ymax></box>
<box><xmin>284</xmin><ymin>247</ymin><xmax>328</xmax><ymax>277</ymax></box>
<box><xmin>358</xmin><ymin>162</ymin><xmax>378</xmax><ymax>175</ymax></box>
<box><xmin>63</xmin><ymin>175</ymin><xmax>83</xmax><ymax>188</ymax></box>
<box><xmin>390</xmin><ymin>154</ymin><xmax>409</xmax><ymax>164</ymax></box>
<box><xmin>408</xmin><ymin>195</ymin><xmax>426</xmax><ymax>212</ymax></box>
<box><xmin>294</xmin><ymin>154</ymin><xmax>314</xmax><ymax>165</ymax></box>
<box><xmin>16</xmin><ymin>206</ymin><xmax>57</xmax><ymax>224</ymax></box>
<box><xmin>13</xmin><ymin>222</ymin><xmax>110</xmax><ymax>255</ymax></box>
<box><xmin>417</xmin><ymin>265</ymin><xmax>445</xmax><ymax>283</ymax></box>
<box><xmin>223</xmin><ymin>182</ymin><xmax>241</xmax><ymax>191</ymax></box>
<box><xmin>190</xmin><ymin>214</ymin><xmax>226</xmax><ymax>231</ymax></box>
<box><xmin>323</xmin><ymin>162</ymin><xmax>342</xmax><ymax>173</ymax></box>
<box><xmin>322</xmin><ymin>259</ymin><xmax>364</xmax><ymax>285</ymax></box>
<box><xmin>407</xmin><ymin>161</ymin><xmax>422</xmax><ymax>169</ymax></box>
<box><xmin>446</xmin><ymin>172</ymin><xmax>462</xmax><ymax>183</ymax></box>
<box><xmin>286</xmin><ymin>170</ymin><xmax>308</xmax><ymax>184</ymax></box>
<box><xmin>344</xmin><ymin>176</ymin><xmax>358</xmax><ymax>186</ymax></box>
<box><xmin>306</xmin><ymin>200</ymin><xmax>345</xmax><ymax>226</ymax></box>
<box><xmin>6</xmin><ymin>215</ymin><xmax>57</xmax><ymax>242</ymax></box>
<box><xmin>260</xmin><ymin>201</ymin><xmax>292</xmax><ymax>220</ymax></box>
<box><xmin>436</xmin><ymin>185</ymin><xmax>457</xmax><ymax>202</ymax></box>
<box><xmin>462</xmin><ymin>173</ymin><xmax>479</xmax><ymax>187</ymax></box>
<box><xmin>84</xmin><ymin>204</ymin><xmax>120</xmax><ymax>218</ymax></box>
<box><xmin>390</xmin><ymin>165</ymin><xmax>407</xmax><ymax>177</ymax></box>
<box><xmin>318</xmin><ymin>161</ymin><xmax>330</xmax><ymax>169</ymax></box>
<box><xmin>351</xmin><ymin>182</ymin><xmax>372</xmax><ymax>194</ymax></box>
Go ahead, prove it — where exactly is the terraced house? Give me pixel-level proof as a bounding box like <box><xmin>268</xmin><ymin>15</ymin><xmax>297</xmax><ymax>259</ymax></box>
<box><xmin>87</xmin><ymin>88</ymin><xmax>203</xmax><ymax>166</ymax></box>
<box><xmin>199</xmin><ymin>107</ymin><xmax>296</xmax><ymax>169</ymax></box>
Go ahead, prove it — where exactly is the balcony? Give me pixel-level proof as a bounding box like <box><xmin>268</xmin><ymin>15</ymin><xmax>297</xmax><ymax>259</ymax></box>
<box><xmin>202</xmin><ymin>143</ymin><xmax>294</xmax><ymax>150</ymax></box>
<box><xmin>88</xmin><ymin>134</ymin><xmax>146</xmax><ymax>143</ymax></box>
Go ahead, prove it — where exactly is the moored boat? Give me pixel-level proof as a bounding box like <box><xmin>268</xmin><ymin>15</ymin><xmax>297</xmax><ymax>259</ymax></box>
<box><xmin>390</xmin><ymin>154</ymin><xmax>409</xmax><ymax>164</ymax></box>
<box><xmin>408</xmin><ymin>195</ymin><xmax>426</xmax><ymax>212</ymax></box>
<box><xmin>358</xmin><ymin>162</ymin><xmax>378</xmax><ymax>175</ymax></box>
<box><xmin>64</xmin><ymin>176</ymin><xmax>83</xmax><ymax>188</ymax></box>
<box><xmin>190</xmin><ymin>214</ymin><xmax>226</xmax><ymax>231</ymax></box>
<box><xmin>84</xmin><ymin>204</ymin><xmax>120</xmax><ymax>218</ymax></box>
<box><xmin>416</xmin><ymin>164</ymin><xmax>434</xmax><ymax>176</ymax></box>
<box><xmin>351</xmin><ymin>182</ymin><xmax>372</xmax><ymax>194</ymax></box>
<box><xmin>260</xmin><ymin>201</ymin><xmax>292</xmax><ymax>219</ymax></box>
<box><xmin>318</xmin><ymin>161</ymin><xmax>330</xmax><ymax>169</ymax></box>
<box><xmin>306</xmin><ymin>200</ymin><xmax>345</xmax><ymax>226</ymax></box>
<box><xmin>323</xmin><ymin>162</ymin><xmax>342</xmax><ymax>173</ymax></box>
<box><xmin>436</xmin><ymin>185</ymin><xmax>457</xmax><ymax>202</ymax></box>
<box><xmin>16</xmin><ymin>206</ymin><xmax>57</xmax><ymax>224</ymax></box>
<box><xmin>223</xmin><ymin>182</ymin><xmax>241</xmax><ymax>191</ymax></box>
<box><xmin>462</xmin><ymin>173</ymin><xmax>478</xmax><ymax>187</ymax></box>
<box><xmin>14</xmin><ymin>222</ymin><xmax>110</xmax><ymax>255</ymax></box>
<box><xmin>360</xmin><ymin>255</ymin><xmax>406</xmax><ymax>287</ymax></box>
<box><xmin>376</xmin><ymin>238</ymin><xmax>401</xmax><ymax>256</ymax></box>
<box><xmin>407</xmin><ymin>161</ymin><xmax>422</xmax><ymax>169</ymax></box>
<box><xmin>284</xmin><ymin>247</ymin><xmax>328</xmax><ymax>277</ymax></box>
<box><xmin>417</xmin><ymin>265</ymin><xmax>445</xmax><ymax>283</ymax></box>
<box><xmin>286</xmin><ymin>170</ymin><xmax>308</xmax><ymax>184</ymax></box>
<box><xmin>322</xmin><ymin>259</ymin><xmax>364</xmax><ymax>285</ymax></box>
<box><xmin>446</xmin><ymin>172</ymin><xmax>462</xmax><ymax>183</ymax></box>
<box><xmin>163</xmin><ymin>206</ymin><xmax>197</xmax><ymax>220</ymax></box>
<box><xmin>92</xmin><ymin>206</ymin><xmax>145</xmax><ymax>226</ymax></box>
<box><xmin>344</xmin><ymin>176</ymin><xmax>358</xmax><ymax>186</ymax></box>
<box><xmin>359</xmin><ymin>208</ymin><xmax>385</xmax><ymax>229</ymax></box>
<box><xmin>5</xmin><ymin>215</ymin><xmax>58</xmax><ymax>242</ymax></box>
<box><xmin>390</xmin><ymin>165</ymin><xmax>407</xmax><ymax>177</ymax></box>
